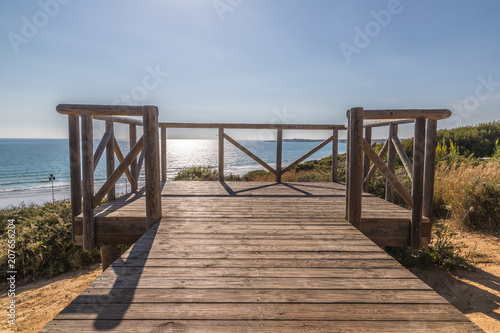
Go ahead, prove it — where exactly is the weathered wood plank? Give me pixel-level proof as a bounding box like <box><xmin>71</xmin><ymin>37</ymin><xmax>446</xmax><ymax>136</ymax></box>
<box><xmin>80</xmin><ymin>112</ymin><xmax>95</xmax><ymax>250</ymax></box>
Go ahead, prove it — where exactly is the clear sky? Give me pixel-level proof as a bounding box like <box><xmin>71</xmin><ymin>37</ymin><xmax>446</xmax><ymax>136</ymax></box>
<box><xmin>1</xmin><ymin>0</ymin><xmax>499</xmax><ymax>140</ymax></box>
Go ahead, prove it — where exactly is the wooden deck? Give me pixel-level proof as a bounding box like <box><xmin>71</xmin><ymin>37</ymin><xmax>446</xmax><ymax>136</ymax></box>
<box><xmin>43</xmin><ymin>182</ymin><xmax>480</xmax><ymax>332</ymax></box>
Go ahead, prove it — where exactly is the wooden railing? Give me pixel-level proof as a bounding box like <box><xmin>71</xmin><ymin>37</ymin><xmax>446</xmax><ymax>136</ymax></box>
<box><xmin>57</xmin><ymin>104</ymin><xmax>162</xmax><ymax>252</ymax></box>
<box><xmin>345</xmin><ymin>108</ymin><xmax>451</xmax><ymax>249</ymax></box>
<box><xmin>159</xmin><ymin>123</ymin><xmax>346</xmax><ymax>182</ymax></box>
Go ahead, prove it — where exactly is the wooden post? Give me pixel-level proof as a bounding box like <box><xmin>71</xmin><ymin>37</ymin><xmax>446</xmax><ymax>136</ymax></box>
<box><xmin>106</xmin><ymin>120</ymin><xmax>115</xmax><ymax>201</ymax></box>
<box><xmin>142</xmin><ymin>106</ymin><xmax>161</xmax><ymax>229</ymax></box>
<box><xmin>345</xmin><ymin>119</ymin><xmax>350</xmax><ymax>221</ymax></box>
<box><xmin>385</xmin><ymin>123</ymin><xmax>398</xmax><ymax>202</ymax></box>
<box><xmin>347</xmin><ymin>107</ymin><xmax>364</xmax><ymax>228</ymax></box>
<box><xmin>161</xmin><ymin>126</ymin><xmax>167</xmax><ymax>182</ymax></box>
<box><xmin>423</xmin><ymin>119</ymin><xmax>438</xmax><ymax>220</ymax></box>
<box><xmin>331</xmin><ymin>129</ymin><xmax>338</xmax><ymax>182</ymax></box>
<box><xmin>411</xmin><ymin>117</ymin><xmax>426</xmax><ymax>249</ymax></box>
<box><xmin>276</xmin><ymin>128</ymin><xmax>283</xmax><ymax>182</ymax></box>
<box><xmin>362</xmin><ymin>127</ymin><xmax>372</xmax><ymax>191</ymax></box>
<box><xmin>218</xmin><ymin>127</ymin><xmax>224</xmax><ymax>181</ymax></box>
<box><xmin>81</xmin><ymin>113</ymin><xmax>95</xmax><ymax>250</ymax></box>
<box><xmin>129</xmin><ymin>124</ymin><xmax>138</xmax><ymax>186</ymax></box>
<box><xmin>100</xmin><ymin>245</ymin><xmax>116</xmax><ymax>271</ymax></box>
<box><xmin>68</xmin><ymin>115</ymin><xmax>81</xmax><ymax>243</ymax></box>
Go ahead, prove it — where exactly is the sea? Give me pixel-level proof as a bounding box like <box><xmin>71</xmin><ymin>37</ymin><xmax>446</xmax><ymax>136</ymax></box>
<box><xmin>0</xmin><ymin>138</ymin><xmax>346</xmax><ymax>207</ymax></box>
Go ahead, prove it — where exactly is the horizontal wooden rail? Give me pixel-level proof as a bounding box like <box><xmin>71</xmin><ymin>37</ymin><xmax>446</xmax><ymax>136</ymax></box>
<box><xmin>160</xmin><ymin>122</ymin><xmax>346</xmax><ymax>130</ymax></box>
<box><xmin>57</xmin><ymin>104</ymin><xmax>144</xmax><ymax>116</ymax></box>
<box><xmin>363</xmin><ymin>109</ymin><xmax>451</xmax><ymax>120</ymax></box>
<box><xmin>94</xmin><ymin>115</ymin><xmax>143</xmax><ymax>126</ymax></box>
<box><xmin>363</xmin><ymin>119</ymin><xmax>414</xmax><ymax>128</ymax></box>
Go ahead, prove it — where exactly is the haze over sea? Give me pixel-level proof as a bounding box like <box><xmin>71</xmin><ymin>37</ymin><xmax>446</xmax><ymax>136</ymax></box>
<box><xmin>0</xmin><ymin>138</ymin><xmax>346</xmax><ymax>207</ymax></box>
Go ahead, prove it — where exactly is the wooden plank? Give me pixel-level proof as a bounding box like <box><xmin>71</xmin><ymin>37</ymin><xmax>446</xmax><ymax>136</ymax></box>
<box><xmin>142</xmin><ymin>106</ymin><xmax>162</xmax><ymax>229</ymax></box>
<box><xmin>42</xmin><ymin>320</ymin><xmax>483</xmax><ymax>333</ymax></box>
<box><xmin>391</xmin><ymin>134</ymin><xmax>413</xmax><ymax>179</ymax></box>
<box><xmin>56</xmin><ymin>303</ymin><xmax>463</xmax><ymax>321</ymax></box>
<box><xmin>363</xmin><ymin>138</ymin><xmax>388</xmax><ymax>191</ymax></box>
<box><xmin>74</xmin><ymin>288</ymin><xmax>446</xmax><ymax>304</ymax></box>
<box><xmin>93</xmin><ymin>129</ymin><xmax>111</xmax><ymax>171</ymax></box>
<box><xmin>363</xmin><ymin>109</ymin><xmax>452</xmax><ymax>120</ymax></box>
<box><xmin>386</xmin><ymin>123</ymin><xmax>398</xmax><ymax>202</ymax></box>
<box><xmin>362</xmin><ymin>139</ymin><xmax>413</xmax><ymax>208</ymax></box>
<box><xmin>113</xmin><ymin>137</ymin><xmax>137</xmax><ymax>190</ymax></box>
<box><xmin>411</xmin><ymin>117</ymin><xmax>426</xmax><ymax>249</ymax></box>
<box><xmin>218</xmin><ymin>127</ymin><xmax>224</xmax><ymax>180</ymax></box>
<box><xmin>67</xmin><ymin>115</ymin><xmax>81</xmax><ymax>243</ymax></box>
<box><xmin>276</xmin><ymin>128</ymin><xmax>282</xmax><ymax>182</ymax></box>
<box><xmin>93</xmin><ymin>137</ymin><xmax>144</xmax><ymax>207</ymax></box>
<box><xmin>106</xmin><ymin>121</ymin><xmax>115</xmax><ymax>201</ymax></box>
<box><xmin>223</xmin><ymin>133</ymin><xmax>276</xmax><ymax>174</ymax></box>
<box><xmin>80</xmin><ymin>112</ymin><xmax>95</xmax><ymax>250</ymax></box>
<box><xmin>282</xmin><ymin>135</ymin><xmax>334</xmax><ymax>173</ymax></box>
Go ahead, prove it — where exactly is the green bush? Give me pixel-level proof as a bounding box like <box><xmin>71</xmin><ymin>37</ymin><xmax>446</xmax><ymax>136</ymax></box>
<box><xmin>0</xmin><ymin>201</ymin><xmax>101</xmax><ymax>284</ymax></box>
<box><xmin>174</xmin><ymin>166</ymin><xmax>218</xmax><ymax>181</ymax></box>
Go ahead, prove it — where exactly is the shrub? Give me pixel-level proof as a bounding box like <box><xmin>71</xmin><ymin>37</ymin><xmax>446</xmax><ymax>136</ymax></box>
<box><xmin>434</xmin><ymin>160</ymin><xmax>500</xmax><ymax>231</ymax></box>
<box><xmin>0</xmin><ymin>201</ymin><xmax>101</xmax><ymax>284</ymax></box>
<box><xmin>174</xmin><ymin>166</ymin><xmax>218</xmax><ymax>181</ymax></box>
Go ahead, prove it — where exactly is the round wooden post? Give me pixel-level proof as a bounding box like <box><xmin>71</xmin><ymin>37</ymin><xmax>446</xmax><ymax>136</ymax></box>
<box><xmin>81</xmin><ymin>113</ymin><xmax>95</xmax><ymax>250</ymax></box>
<box><xmin>362</xmin><ymin>126</ymin><xmax>372</xmax><ymax>191</ymax></box>
<box><xmin>347</xmin><ymin>107</ymin><xmax>364</xmax><ymax>228</ymax></box>
<box><xmin>68</xmin><ymin>115</ymin><xmax>82</xmax><ymax>243</ymax></box>
<box><xmin>411</xmin><ymin>117</ymin><xmax>426</xmax><ymax>249</ymax></box>
<box><xmin>106</xmin><ymin>120</ymin><xmax>116</xmax><ymax>201</ymax></box>
<box><xmin>161</xmin><ymin>126</ymin><xmax>167</xmax><ymax>182</ymax></box>
<box><xmin>100</xmin><ymin>245</ymin><xmax>117</xmax><ymax>271</ymax></box>
<box><xmin>385</xmin><ymin>123</ymin><xmax>398</xmax><ymax>202</ymax></box>
<box><xmin>218</xmin><ymin>127</ymin><xmax>224</xmax><ymax>181</ymax></box>
<box><xmin>143</xmin><ymin>106</ymin><xmax>161</xmax><ymax>229</ymax></box>
<box><xmin>423</xmin><ymin>119</ymin><xmax>438</xmax><ymax>220</ymax></box>
<box><xmin>276</xmin><ymin>128</ymin><xmax>283</xmax><ymax>182</ymax></box>
<box><xmin>129</xmin><ymin>124</ymin><xmax>138</xmax><ymax>187</ymax></box>
<box><xmin>331</xmin><ymin>129</ymin><xmax>338</xmax><ymax>182</ymax></box>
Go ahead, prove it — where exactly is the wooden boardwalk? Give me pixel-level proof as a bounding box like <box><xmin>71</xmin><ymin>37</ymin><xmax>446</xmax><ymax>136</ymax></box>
<box><xmin>43</xmin><ymin>182</ymin><xmax>480</xmax><ymax>332</ymax></box>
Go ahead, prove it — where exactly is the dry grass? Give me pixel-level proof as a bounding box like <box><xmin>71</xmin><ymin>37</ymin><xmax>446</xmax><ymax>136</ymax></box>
<box><xmin>434</xmin><ymin>160</ymin><xmax>500</xmax><ymax>231</ymax></box>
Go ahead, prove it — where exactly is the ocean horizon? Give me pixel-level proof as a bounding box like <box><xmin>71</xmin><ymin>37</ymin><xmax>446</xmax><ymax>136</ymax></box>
<box><xmin>0</xmin><ymin>138</ymin><xmax>346</xmax><ymax>207</ymax></box>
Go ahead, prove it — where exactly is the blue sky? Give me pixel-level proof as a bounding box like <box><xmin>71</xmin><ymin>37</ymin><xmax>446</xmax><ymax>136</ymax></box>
<box><xmin>1</xmin><ymin>0</ymin><xmax>499</xmax><ymax>139</ymax></box>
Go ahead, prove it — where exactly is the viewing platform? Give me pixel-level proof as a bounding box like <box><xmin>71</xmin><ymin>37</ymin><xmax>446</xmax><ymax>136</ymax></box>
<box><xmin>43</xmin><ymin>181</ymin><xmax>480</xmax><ymax>332</ymax></box>
<box><xmin>42</xmin><ymin>105</ymin><xmax>481</xmax><ymax>331</ymax></box>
